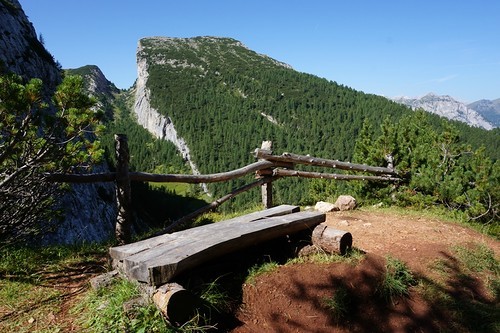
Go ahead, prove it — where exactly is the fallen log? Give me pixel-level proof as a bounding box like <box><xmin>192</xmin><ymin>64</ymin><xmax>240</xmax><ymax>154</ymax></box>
<box><xmin>311</xmin><ymin>224</ymin><xmax>352</xmax><ymax>255</ymax></box>
<box><xmin>152</xmin><ymin>283</ymin><xmax>199</xmax><ymax>325</ymax></box>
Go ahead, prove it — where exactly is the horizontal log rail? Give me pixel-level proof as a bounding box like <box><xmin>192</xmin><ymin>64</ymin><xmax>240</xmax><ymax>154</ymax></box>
<box><xmin>47</xmin><ymin>148</ymin><xmax>398</xmax><ymax>185</ymax></box>
<box><xmin>273</xmin><ymin>168</ymin><xmax>399</xmax><ymax>182</ymax></box>
<box><xmin>254</xmin><ymin>149</ymin><xmax>398</xmax><ymax>176</ymax></box>
<box><xmin>46</xmin><ymin>160</ymin><xmax>288</xmax><ymax>184</ymax></box>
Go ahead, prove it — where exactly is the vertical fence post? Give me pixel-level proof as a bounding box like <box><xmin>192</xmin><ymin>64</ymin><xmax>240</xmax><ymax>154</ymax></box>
<box><xmin>114</xmin><ymin>134</ymin><xmax>133</xmax><ymax>245</ymax></box>
<box><xmin>259</xmin><ymin>141</ymin><xmax>273</xmax><ymax>209</ymax></box>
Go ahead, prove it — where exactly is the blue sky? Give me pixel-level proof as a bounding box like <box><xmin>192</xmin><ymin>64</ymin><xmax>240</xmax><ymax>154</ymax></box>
<box><xmin>21</xmin><ymin>0</ymin><xmax>500</xmax><ymax>103</ymax></box>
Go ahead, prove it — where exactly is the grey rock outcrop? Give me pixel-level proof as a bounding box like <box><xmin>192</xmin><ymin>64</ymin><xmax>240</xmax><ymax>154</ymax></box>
<box><xmin>468</xmin><ymin>98</ymin><xmax>500</xmax><ymax>127</ymax></box>
<box><xmin>392</xmin><ymin>93</ymin><xmax>494</xmax><ymax>130</ymax></box>
<box><xmin>134</xmin><ymin>39</ymin><xmax>208</xmax><ymax>194</ymax></box>
<box><xmin>0</xmin><ymin>0</ymin><xmax>116</xmax><ymax>244</ymax></box>
<box><xmin>0</xmin><ymin>0</ymin><xmax>60</xmax><ymax>89</ymax></box>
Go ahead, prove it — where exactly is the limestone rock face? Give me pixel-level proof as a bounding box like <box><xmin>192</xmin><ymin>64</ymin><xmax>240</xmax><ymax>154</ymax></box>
<box><xmin>0</xmin><ymin>0</ymin><xmax>60</xmax><ymax>89</ymax></box>
<box><xmin>392</xmin><ymin>93</ymin><xmax>494</xmax><ymax>130</ymax></box>
<box><xmin>0</xmin><ymin>1</ymin><xmax>117</xmax><ymax>244</ymax></box>
<box><xmin>334</xmin><ymin>195</ymin><xmax>357</xmax><ymax>211</ymax></box>
<box><xmin>134</xmin><ymin>40</ymin><xmax>208</xmax><ymax>194</ymax></box>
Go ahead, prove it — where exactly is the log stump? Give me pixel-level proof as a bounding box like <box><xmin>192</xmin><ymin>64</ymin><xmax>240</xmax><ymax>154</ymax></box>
<box><xmin>152</xmin><ymin>283</ymin><xmax>199</xmax><ymax>325</ymax></box>
<box><xmin>311</xmin><ymin>224</ymin><xmax>352</xmax><ymax>255</ymax></box>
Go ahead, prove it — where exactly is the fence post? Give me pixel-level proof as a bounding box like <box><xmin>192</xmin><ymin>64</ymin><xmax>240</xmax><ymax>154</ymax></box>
<box><xmin>259</xmin><ymin>141</ymin><xmax>273</xmax><ymax>209</ymax></box>
<box><xmin>114</xmin><ymin>134</ymin><xmax>133</xmax><ymax>244</ymax></box>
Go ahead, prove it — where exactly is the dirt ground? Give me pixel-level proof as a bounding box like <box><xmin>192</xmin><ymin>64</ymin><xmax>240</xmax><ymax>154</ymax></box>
<box><xmin>230</xmin><ymin>210</ymin><xmax>500</xmax><ymax>333</ymax></box>
<box><xmin>18</xmin><ymin>209</ymin><xmax>498</xmax><ymax>332</ymax></box>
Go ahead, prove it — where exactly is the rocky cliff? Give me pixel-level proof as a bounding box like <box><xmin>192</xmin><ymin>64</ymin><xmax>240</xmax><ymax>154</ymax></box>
<box><xmin>134</xmin><ymin>39</ymin><xmax>208</xmax><ymax>193</ymax></box>
<box><xmin>0</xmin><ymin>0</ymin><xmax>116</xmax><ymax>244</ymax></box>
<box><xmin>0</xmin><ymin>0</ymin><xmax>60</xmax><ymax>89</ymax></box>
<box><xmin>468</xmin><ymin>98</ymin><xmax>500</xmax><ymax>127</ymax></box>
<box><xmin>392</xmin><ymin>93</ymin><xmax>494</xmax><ymax>130</ymax></box>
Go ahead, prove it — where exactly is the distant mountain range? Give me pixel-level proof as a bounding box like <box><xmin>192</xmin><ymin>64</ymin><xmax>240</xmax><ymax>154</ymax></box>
<box><xmin>392</xmin><ymin>93</ymin><xmax>498</xmax><ymax>130</ymax></box>
<box><xmin>467</xmin><ymin>98</ymin><xmax>500</xmax><ymax>128</ymax></box>
<box><xmin>1</xmin><ymin>0</ymin><xmax>499</xmax><ymax>228</ymax></box>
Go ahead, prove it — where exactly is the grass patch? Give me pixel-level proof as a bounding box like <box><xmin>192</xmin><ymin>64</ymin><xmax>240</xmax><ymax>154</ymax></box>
<box><xmin>150</xmin><ymin>181</ymin><xmax>190</xmax><ymax>197</ymax></box>
<box><xmin>423</xmin><ymin>242</ymin><xmax>500</xmax><ymax>332</ymax></box>
<box><xmin>0</xmin><ymin>243</ymin><xmax>108</xmax><ymax>279</ymax></box>
<box><xmin>286</xmin><ymin>247</ymin><xmax>365</xmax><ymax>266</ymax></box>
<box><xmin>245</xmin><ymin>261</ymin><xmax>279</xmax><ymax>285</ymax></box>
<box><xmin>198</xmin><ymin>277</ymin><xmax>232</xmax><ymax>314</ymax></box>
<box><xmin>73</xmin><ymin>277</ymin><xmax>217</xmax><ymax>332</ymax></box>
<box><xmin>73</xmin><ymin>278</ymin><xmax>168</xmax><ymax>332</ymax></box>
<box><xmin>0</xmin><ymin>280</ymin><xmax>63</xmax><ymax>333</ymax></box>
<box><xmin>377</xmin><ymin>256</ymin><xmax>417</xmax><ymax>303</ymax></box>
<box><xmin>322</xmin><ymin>285</ymin><xmax>351</xmax><ymax>320</ymax></box>
<box><xmin>0</xmin><ymin>243</ymin><xmax>108</xmax><ymax>333</ymax></box>
<box><xmin>452</xmin><ymin>243</ymin><xmax>500</xmax><ymax>274</ymax></box>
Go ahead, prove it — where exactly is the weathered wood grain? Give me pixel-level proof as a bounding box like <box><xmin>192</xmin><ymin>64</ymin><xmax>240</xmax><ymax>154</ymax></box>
<box><xmin>109</xmin><ymin>205</ymin><xmax>300</xmax><ymax>261</ymax></box>
<box><xmin>254</xmin><ymin>149</ymin><xmax>398</xmax><ymax>176</ymax></box>
<box><xmin>120</xmin><ymin>210</ymin><xmax>325</xmax><ymax>286</ymax></box>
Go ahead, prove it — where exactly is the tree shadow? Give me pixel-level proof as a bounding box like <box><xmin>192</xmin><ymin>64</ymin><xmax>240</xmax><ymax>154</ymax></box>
<box><xmin>268</xmin><ymin>249</ymin><xmax>499</xmax><ymax>333</ymax></box>
<box><xmin>165</xmin><ymin>234</ymin><xmax>499</xmax><ymax>332</ymax></box>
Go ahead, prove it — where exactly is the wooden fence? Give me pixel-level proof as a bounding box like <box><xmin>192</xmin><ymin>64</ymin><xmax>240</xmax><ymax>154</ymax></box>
<box><xmin>47</xmin><ymin>135</ymin><xmax>399</xmax><ymax>244</ymax></box>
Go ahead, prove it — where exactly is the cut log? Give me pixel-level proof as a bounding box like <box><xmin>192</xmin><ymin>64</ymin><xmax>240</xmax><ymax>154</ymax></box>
<box><xmin>311</xmin><ymin>224</ymin><xmax>352</xmax><ymax>255</ymax></box>
<box><xmin>152</xmin><ymin>283</ymin><xmax>199</xmax><ymax>325</ymax></box>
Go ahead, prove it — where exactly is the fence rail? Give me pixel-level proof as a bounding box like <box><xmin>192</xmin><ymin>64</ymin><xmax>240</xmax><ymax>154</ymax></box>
<box><xmin>47</xmin><ymin>135</ymin><xmax>399</xmax><ymax>244</ymax></box>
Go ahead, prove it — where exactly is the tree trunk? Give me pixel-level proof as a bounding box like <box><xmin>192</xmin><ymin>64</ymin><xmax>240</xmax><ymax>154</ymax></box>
<box><xmin>115</xmin><ymin>134</ymin><xmax>133</xmax><ymax>245</ymax></box>
<box><xmin>311</xmin><ymin>224</ymin><xmax>352</xmax><ymax>255</ymax></box>
<box><xmin>152</xmin><ymin>283</ymin><xmax>199</xmax><ymax>325</ymax></box>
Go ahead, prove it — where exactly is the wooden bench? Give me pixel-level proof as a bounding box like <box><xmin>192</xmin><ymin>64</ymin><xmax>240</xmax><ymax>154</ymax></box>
<box><xmin>110</xmin><ymin>205</ymin><xmax>325</xmax><ymax>286</ymax></box>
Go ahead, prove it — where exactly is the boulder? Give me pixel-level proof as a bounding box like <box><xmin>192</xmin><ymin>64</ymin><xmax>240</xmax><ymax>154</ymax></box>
<box><xmin>89</xmin><ymin>270</ymin><xmax>119</xmax><ymax>291</ymax></box>
<box><xmin>314</xmin><ymin>201</ymin><xmax>338</xmax><ymax>213</ymax></box>
<box><xmin>334</xmin><ymin>195</ymin><xmax>357</xmax><ymax>211</ymax></box>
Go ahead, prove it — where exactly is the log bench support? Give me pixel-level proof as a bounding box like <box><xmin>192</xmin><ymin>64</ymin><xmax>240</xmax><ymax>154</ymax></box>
<box><xmin>311</xmin><ymin>224</ymin><xmax>352</xmax><ymax>255</ymax></box>
<box><xmin>109</xmin><ymin>205</ymin><xmax>335</xmax><ymax>324</ymax></box>
<box><xmin>110</xmin><ymin>205</ymin><xmax>325</xmax><ymax>286</ymax></box>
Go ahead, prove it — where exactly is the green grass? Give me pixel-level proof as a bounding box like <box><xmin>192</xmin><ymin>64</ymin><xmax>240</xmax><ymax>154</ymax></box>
<box><xmin>73</xmin><ymin>276</ymin><xmax>221</xmax><ymax>332</ymax></box>
<box><xmin>287</xmin><ymin>247</ymin><xmax>365</xmax><ymax>266</ymax></box>
<box><xmin>422</xmin><ymin>242</ymin><xmax>500</xmax><ymax>332</ymax></box>
<box><xmin>150</xmin><ymin>181</ymin><xmax>190</xmax><ymax>197</ymax></box>
<box><xmin>452</xmin><ymin>243</ymin><xmax>500</xmax><ymax>274</ymax></box>
<box><xmin>73</xmin><ymin>278</ymin><xmax>171</xmax><ymax>333</ymax></box>
<box><xmin>198</xmin><ymin>277</ymin><xmax>231</xmax><ymax>314</ymax></box>
<box><xmin>0</xmin><ymin>243</ymin><xmax>108</xmax><ymax>333</ymax></box>
<box><xmin>245</xmin><ymin>261</ymin><xmax>280</xmax><ymax>285</ymax></box>
<box><xmin>322</xmin><ymin>285</ymin><xmax>351</xmax><ymax>320</ymax></box>
<box><xmin>377</xmin><ymin>256</ymin><xmax>417</xmax><ymax>303</ymax></box>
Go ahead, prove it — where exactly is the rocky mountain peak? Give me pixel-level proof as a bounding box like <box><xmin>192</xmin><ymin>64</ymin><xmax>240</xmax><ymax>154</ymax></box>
<box><xmin>392</xmin><ymin>93</ymin><xmax>494</xmax><ymax>130</ymax></box>
<box><xmin>0</xmin><ymin>0</ymin><xmax>61</xmax><ymax>89</ymax></box>
<box><xmin>467</xmin><ymin>98</ymin><xmax>500</xmax><ymax>127</ymax></box>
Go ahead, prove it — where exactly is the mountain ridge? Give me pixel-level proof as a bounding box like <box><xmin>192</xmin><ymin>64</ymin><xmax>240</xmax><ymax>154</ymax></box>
<box><xmin>392</xmin><ymin>93</ymin><xmax>494</xmax><ymax>130</ymax></box>
<box><xmin>468</xmin><ymin>98</ymin><xmax>500</xmax><ymax>127</ymax></box>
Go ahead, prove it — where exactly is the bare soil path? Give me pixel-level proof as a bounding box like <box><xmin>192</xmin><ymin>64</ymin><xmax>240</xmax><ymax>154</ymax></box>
<box><xmin>231</xmin><ymin>209</ymin><xmax>500</xmax><ymax>333</ymax></box>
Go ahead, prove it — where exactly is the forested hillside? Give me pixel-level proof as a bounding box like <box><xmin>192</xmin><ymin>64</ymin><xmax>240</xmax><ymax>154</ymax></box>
<box><xmin>137</xmin><ymin>36</ymin><xmax>499</xmax><ymax>210</ymax></box>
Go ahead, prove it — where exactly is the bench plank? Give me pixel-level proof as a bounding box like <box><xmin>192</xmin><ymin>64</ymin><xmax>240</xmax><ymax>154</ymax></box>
<box><xmin>109</xmin><ymin>204</ymin><xmax>300</xmax><ymax>260</ymax></box>
<box><xmin>123</xmin><ymin>211</ymin><xmax>325</xmax><ymax>285</ymax></box>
